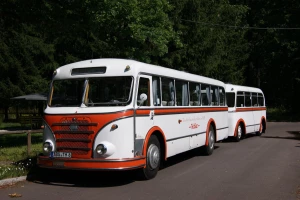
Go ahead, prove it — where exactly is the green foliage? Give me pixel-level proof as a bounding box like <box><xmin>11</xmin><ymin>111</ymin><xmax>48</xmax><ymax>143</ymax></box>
<box><xmin>0</xmin><ymin>0</ymin><xmax>299</xmax><ymax>114</ymax></box>
<box><xmin>90</xmin><ymin>0</ymin><xmax>180</xmax><ymax>63</ymax></box>
<box><xmin>0</xmin><ymin>0</ymin><xmax>57</xmax><ymax>110</ymax></box>
<box><xmin>163</xmin><ymin>0</ymin><xmax>249</xmax><ymax>84</ymax></box>
<box><xmin>242</xmin><ymin>0</ymin><xmax>300</xmax><ymax>113</ymax></box>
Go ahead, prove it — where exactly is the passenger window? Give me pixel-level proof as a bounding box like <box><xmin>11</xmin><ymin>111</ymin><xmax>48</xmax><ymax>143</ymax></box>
<box><xmin>211</xmin><ymin>86</ymin><xmax>219</xmax><ymax>106</ymax></box>
<box><xmin>176</xmin><ymin>80</ymin><xmax>189</xmax><ymax>106</ymax></box>
<box><xmin>161</xmin><ymin>77</ymin><xmax>175</xmax><ymax>106</ymax></box>
<box><xmin>152</xmin><ymin>76</ymin><xmax>161</xmax><ymax>106</ymax></box>
<box><xmin>219</xmin><ymin>87</ymin><xmax>225</xmax><ymax>106</ymax></box>
<box><xmin>189</xmin><ymin>82</ymin><xmax>201</xmax><ymax>106</ymax></box>
<box><xmin>258</xmin><ymin>93</ymin><xmax>264</xmax><ymax>106</ymax></box>
<box><xmin>236</xmin><ymin>92</ymin><xmax>244</xmax><ymax>107</ymax></box>
<box><xmin>245</xmin><ymin>92</ymin><xmax>251</xmax><ymax>107</ymax></box>
<box><xmin>201</xmin><ymin>84</ymin><xmax>210</xmax><ymax>106</ymax></box>
<box><xmin>252</xmin><ymin>93</ymin><xmax>258</xmax><ymax>107</ymax></box>
<box><xmin>137</xmin><ymin>77</ymin><xmax>150</xmax><ymax>106</ymax></box>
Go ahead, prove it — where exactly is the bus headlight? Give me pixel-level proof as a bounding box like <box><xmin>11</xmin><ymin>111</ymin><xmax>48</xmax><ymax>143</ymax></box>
<box><xmin>96</xmin><ymin>144</ymin><xmax>107</xmax><ymax>155</ymax></box>
<box><xmin>94</xmin><ymin>141</ymin><xmax>115</xmax><ymax>158</ymax></box>
<box><xmin>43</xmin><ymin>142</ymin><xmax>53</xmax><ymax>154</ymax></box>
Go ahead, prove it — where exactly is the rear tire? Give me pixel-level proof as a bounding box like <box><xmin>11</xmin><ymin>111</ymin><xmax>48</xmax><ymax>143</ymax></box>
<box><xmin>256</xmin><ymin>122</ymin><xmax>264</xmax><ymax>136</ymax></box>
<box><xmin>235</xmin><ymin>124</ymin><xmax>243</xmax><ymax>142</ymax></box>
<box><xmin>202</xmin><ymin>125</ymin><xmax>215</xmax><ymax>155</ymax></box>
<box><xmin>138</xmin><ymin>135</ymin><xmax>160</xmax><ymax>180</ymax></box>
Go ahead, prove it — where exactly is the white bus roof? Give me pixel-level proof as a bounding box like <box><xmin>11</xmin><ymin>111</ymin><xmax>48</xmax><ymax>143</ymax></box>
<box><xmin>53</xmin><ymin>58</ymin><xmax>225</xmax><ymax>86</ymax></box>
<box><xmin>225</xmin><ymin>83</ymin><xmax>264</xmax><ymax>94</ymax></box>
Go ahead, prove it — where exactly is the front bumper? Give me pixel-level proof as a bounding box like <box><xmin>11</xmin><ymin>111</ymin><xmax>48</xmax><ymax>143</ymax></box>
<box><xmin>38</xmin><ymin>156</ymin><xmax>146</xmax><ymax>170</ymax></box>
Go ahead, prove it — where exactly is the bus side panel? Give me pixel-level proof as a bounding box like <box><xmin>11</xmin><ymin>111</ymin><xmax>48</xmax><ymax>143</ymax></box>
<box><xmin>228</xmin><ymin>111</ymin><xmax>236</xmax><ymax>137</ymax></box>
<box><xmin>154</xmin><ymin>112</ymin><xmax>194</xmax><ymax>158</ymax></box>
<box><xmin>152</xmin><ymin>110</ymin><xmax>227</xmax><ymax>158</ymax></box>
<box><xmin>93</xmin><ymin>117</ymin><xmax>134</xmax><ymax>159</ymax></box>
<box><xmin>243</xmin><ymin>111</ymin><xmax>255</xmax><ymax>134</ymax></box>
<box><xmin>253</xmin><ymin>109</ymin><xmax>262</xmax><ymax>132</ymax></box>
<box><xmin>167</xmin><ymin>138</ymin><xmax>191</xmax><ymax>158</ymax></box>
<box><xmin>214</xmin><ymin>110</ymin><xmax>228</xmax><ymax>141</ymax></box>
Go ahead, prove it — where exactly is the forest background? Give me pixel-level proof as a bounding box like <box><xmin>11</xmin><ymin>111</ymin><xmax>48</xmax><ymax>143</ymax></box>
<box><xmin>0</xmin><ymin>0</ymin><xmax>299</xmax><ymax>119</ymax></box>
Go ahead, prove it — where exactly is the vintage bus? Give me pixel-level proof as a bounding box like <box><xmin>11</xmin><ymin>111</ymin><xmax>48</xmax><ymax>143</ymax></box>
<box><xmin>38</xmin><ymin>59</ymin><xmax>229</xmax><ymax>179</ymax></box>
<box><xmin>225</xmin><ymin>84</ymin><xmax>266</xmax><ymax>142</ymax></box>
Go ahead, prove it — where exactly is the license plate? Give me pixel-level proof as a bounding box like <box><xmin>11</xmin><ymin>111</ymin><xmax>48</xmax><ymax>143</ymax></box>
<box><xmin>50</xmin><ymin>152</ymin><xmax>72</xmax><ymax>158</ymax></box>
<box><xmin>53</xmin><ymin>161</ymin><xmax>65</xmax><ymax>167</ymax></box>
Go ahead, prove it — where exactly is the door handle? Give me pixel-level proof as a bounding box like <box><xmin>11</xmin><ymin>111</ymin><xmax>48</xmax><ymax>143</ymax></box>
<box><xmin>150</xmin><ymin>111</ymin><xmax>154</xmax><ymax>120</ymax></box>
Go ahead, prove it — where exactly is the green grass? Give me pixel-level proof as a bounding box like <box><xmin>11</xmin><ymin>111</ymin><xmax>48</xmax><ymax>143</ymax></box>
<box><xmin>0</xmin><ymin>133</ymin><xmax>43</xmax><ymax>180</ymax></box>
<box><xmin>0</xmin><ymin>142</ymin><xmax>42</xmax><ymax>161</ymax></box>
<box><xmin>0</xmin><ymin>122</ymin><xmax>22</xmax><ymax>129</ymax></box>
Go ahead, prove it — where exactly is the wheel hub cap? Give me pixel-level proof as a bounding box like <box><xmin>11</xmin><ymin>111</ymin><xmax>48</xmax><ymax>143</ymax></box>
<box><xmin>209</xmin><ymin>130</ymin><xmax>214</xmax><ymax>149</ymax></box>
<box><xmin>238</xmin><ymin>126</ymin><xmax>242</xmax><ymax>138</ymax></box>
<box><xmin>147</xmin><ymin>144</ymin><xmax>160</xmax><ymax>169</ymax></box>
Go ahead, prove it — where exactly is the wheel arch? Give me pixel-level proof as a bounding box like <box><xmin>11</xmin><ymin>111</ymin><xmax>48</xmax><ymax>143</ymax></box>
<box><xmin>261</xmin><ymin>116</ymin><xmax>266</xmax><ymax>133</ymax></box>
<box><xmin>205</xmin><ymin>118</ymin><xmax>216</xmax><ymax>146</ymax></box>
<box><xmin>234</xmin><ymin>119</ymin><xmax>246</xmax><ymax>137</ymax></box>
<box><xmin>142</xmin><ymin>126</ymin><xmax>167</xmax><ymax>161</ymax></box>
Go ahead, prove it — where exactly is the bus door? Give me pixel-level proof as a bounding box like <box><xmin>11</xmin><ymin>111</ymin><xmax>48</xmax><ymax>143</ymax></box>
<box><xmin>245</xmin><ymin>92</ymin><xmax>255</xmax><ymax>133</ymax></box>
<box><xmin>135</xmin><ymin>75</ymin><xmax>154</xmax><ymax>142</ymax></box>
<box><xmin>251</xmin><ymin>92</ymin><xmax>260</xmax><ymax>132</ymax></box>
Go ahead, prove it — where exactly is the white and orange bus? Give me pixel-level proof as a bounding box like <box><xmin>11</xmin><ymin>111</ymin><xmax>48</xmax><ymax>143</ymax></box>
<box><xmin>38</xmin><ymin>58</ymin><xmax>229</xmax><ymax>179</ymax></box>
<box><xmin>225</xmin><ymin>84</ymin><xmax>266</xmax><ymax>142</ymax></box>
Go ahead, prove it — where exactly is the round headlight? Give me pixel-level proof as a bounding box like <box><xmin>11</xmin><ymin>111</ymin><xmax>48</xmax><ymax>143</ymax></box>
<box><xmin>43</xmin><ymin>142</ymin><xmax>53</xmax><ymax>154</ymax></box>
<box><xmin>96</xmin><ymin>144</ymin><xmax>107</xmax><ymax>155</ymax></box>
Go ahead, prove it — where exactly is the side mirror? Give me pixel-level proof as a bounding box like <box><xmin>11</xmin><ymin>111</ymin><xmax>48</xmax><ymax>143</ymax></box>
<box><xmin>138</xmin><ymin>93</ymin><xmax>147</xmax><ymax>106</ymax></box>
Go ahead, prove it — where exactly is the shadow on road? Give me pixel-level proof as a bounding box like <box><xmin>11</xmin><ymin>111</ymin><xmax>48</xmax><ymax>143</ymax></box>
<box><xmin>27</xmin><ymin>168</ymin><xmax>135</xmax><ymax>188</ymax></box>
<box><xmin>27</xmin><ymin>146</ymin><xmax>221</xmax><ymax>187</ymax></box>
<box><xmin>160</xmin><ymin>146</ymin><xmax>220</xmax><ymax>170</ymax></box>
<box><xmin>260</xmin><ymin>131</ymin><xmax>300</xmax><ymax>141</ymax></box>
<box><xmin>222</xmin><ymin>134</ymin><xmax>258</xmax><ymax>143</ymax></box>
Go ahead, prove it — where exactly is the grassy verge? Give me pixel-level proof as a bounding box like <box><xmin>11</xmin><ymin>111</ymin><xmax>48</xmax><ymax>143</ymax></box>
<box><xmin>0</xmin><ymin>122</ymin><xmax>22</xmax><ymax>129</ymax></box>
<box><xmin>0</xmin><ymin>133</ymin><xmax>42</xmax><ymax>180</ymax></box>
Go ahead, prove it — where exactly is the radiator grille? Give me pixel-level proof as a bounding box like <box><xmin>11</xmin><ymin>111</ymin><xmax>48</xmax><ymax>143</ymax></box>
<box><xmin>52</xmin><ymin>118</ymin><xmax>97</xmax><ymax>157</ymax></box>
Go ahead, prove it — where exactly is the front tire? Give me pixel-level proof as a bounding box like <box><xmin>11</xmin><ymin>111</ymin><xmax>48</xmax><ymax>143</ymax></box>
<box><xmin>202</xmin><ymin>125</ymin><xmax>215</xmax><ymax>155</ymax></box>
<box><xmin>138</xmin><ymin>135</ymin><xmax>160</xmax><ymax>180</ymax></box>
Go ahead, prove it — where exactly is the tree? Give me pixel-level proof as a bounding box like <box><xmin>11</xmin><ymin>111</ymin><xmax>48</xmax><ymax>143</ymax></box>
<box><xmin>164</xmin><ymin>0</ymin><xmax>249</xmax><ymax>84</ymax></box>
<box><xmin>0</xmin><ymin>0</ymin><xmax>56</xmax><ymax>120</ymax></box>
<box><xmin>242</xmin><ymin>0</ymin><xmax>300</xmax><ymax>112</ymax></box>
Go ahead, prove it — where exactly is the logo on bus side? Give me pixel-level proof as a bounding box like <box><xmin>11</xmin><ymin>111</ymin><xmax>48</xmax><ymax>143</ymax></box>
<box><xmin>178</xmin><ymin>116</ymin><xmax>205</xmax><ymax>124</ymax></box>
<box><xmin>189</xmin><ymin>123</ymin><xmax>200</xmax><ymax>129</ymax></box>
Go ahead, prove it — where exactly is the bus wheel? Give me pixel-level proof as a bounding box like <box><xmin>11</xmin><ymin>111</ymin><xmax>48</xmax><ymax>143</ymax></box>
<box><xmin>139</xmin><ymin>135</ymin><xmax>160</xmax><ymax>180</ymax></box>
<box><xmin>235</xmin><ymin>124</ymin><xmax>243</xmax><ymax>142</ymax></box>
<box><xmin>256</xmin><ymin>122</ymin><xmax>264</xmax><ymax>136</ymax></box>
<box><xmin>202</xmin><ymin>125</ymin><xmax>215</xmax><ymax>155</ymax></box>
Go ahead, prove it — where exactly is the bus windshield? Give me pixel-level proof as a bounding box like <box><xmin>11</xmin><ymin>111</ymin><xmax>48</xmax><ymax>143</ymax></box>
<box><xmin>49</xmin><ymin>77</ymin><xmax>133</xmax><ymax>107</ymax></box>
<box><xmin>226</xmin><ymin>92</ymin><xmax>235</xmax><ymax>107</ymax></box>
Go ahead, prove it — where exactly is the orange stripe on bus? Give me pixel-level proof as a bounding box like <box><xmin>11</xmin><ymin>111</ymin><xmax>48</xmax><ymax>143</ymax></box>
<box><xmin>236</xmin><ymin>107</ymin><xmax>266</xmax><ymax>112</ymax></box>
<box><xmin>45</xmin><ymin>110</ymin><xmax>134</xmax><ymax>130</ymax></box>
<box><xmin>136</xmin><ymin>107</ymin><xmax>228</xmax><ymax>115</ymax></box>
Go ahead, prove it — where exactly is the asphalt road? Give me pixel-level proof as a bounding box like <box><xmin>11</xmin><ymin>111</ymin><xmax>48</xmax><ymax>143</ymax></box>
<box><xmin>1</xmin><ymin>122</ymin><xmax>299</xmax><ymax>200</ymax></box>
